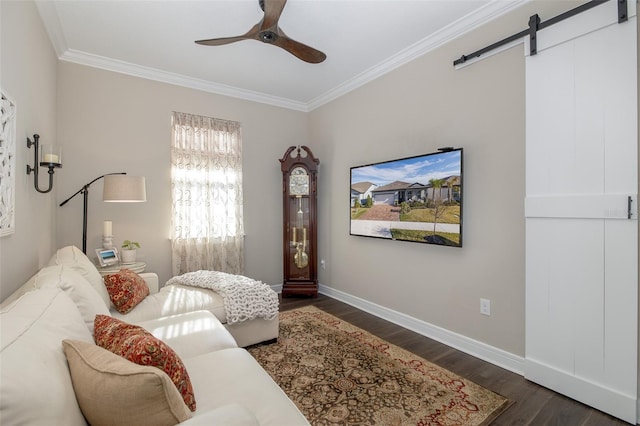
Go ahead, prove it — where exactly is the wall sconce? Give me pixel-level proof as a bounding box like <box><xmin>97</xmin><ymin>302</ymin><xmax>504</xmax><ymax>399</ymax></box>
<box><xmin>26</xmin><ymin>134</ymin><xmax>62</xmax><ymax>193</ymax></box>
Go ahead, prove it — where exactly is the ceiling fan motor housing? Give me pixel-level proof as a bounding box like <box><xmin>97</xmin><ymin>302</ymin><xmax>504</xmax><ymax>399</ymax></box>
<box><xmin>260</xmin><ymin>31</ymin><xmax>278</xmax><ymax>43</ymax></box>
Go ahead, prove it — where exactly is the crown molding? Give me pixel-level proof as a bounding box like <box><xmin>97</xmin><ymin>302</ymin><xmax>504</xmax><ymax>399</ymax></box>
<box><xmin>307</xmin><ymin>0</ymin><xmax>529</xmax><ymax>110</ymax></box>
<box><xmin>35</xmin><ymin>0</ymin><xmax>308</xmax><ymax>112</ymax></box>
<box><xmin>37</xmin><ymin>0</ymin><xmax>528</xmax><ymax>112</ymax></box>
<box><xmin>59</xmin><ymin>49</ymin><xmax>309</xmax><ymax>111</ymax></box>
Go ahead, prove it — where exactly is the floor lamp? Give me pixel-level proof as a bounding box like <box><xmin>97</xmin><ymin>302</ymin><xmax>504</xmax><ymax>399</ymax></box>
<box><xmin>60</xmin><ymin>173</ymin><xmax>147</xmax><ymax>254</ymax></box>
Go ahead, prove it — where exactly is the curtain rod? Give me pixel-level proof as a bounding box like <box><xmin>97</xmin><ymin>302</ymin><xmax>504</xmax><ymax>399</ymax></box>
<box><xmin>453</xmin><ymin>0</ymin><xmax>627</xmax><ymax>67</ymax></box>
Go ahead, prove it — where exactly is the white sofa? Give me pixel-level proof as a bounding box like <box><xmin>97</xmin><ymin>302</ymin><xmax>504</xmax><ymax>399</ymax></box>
<box><xmin>0</xmin><ymin>248</ymin><xmax>308</xmax><ymax>425</ymax></box>
<box><xmin>45</xmin><ymin>245</ymin><xmax>279</xmax><ymax>348</ymax></box>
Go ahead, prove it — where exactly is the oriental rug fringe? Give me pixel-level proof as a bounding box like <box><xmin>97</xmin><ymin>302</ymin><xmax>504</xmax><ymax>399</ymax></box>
<box><xmin>248</xmin><ymin>306</ymin><xmax>509</xmax><ymax>426</ymax></box>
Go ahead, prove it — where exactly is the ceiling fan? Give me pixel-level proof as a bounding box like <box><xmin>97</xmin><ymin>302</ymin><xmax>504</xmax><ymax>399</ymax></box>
<box><xmin>195</xmin><ymin>0</ymin><xmax>326</xmax><ymax>64</ymax></box>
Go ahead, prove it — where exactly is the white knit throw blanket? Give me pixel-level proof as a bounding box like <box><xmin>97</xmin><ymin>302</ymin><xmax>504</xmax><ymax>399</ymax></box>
<box><xmin>165</xmin><ymin>270</ymin><xmax>279</xmax><ymax>324</ymax></box>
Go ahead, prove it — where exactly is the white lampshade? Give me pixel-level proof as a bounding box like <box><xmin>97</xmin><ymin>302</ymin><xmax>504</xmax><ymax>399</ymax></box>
<box><xmin>103</xmin><ymin>175</ymin><xmax>147</xmax><ymax>202</ymax></box>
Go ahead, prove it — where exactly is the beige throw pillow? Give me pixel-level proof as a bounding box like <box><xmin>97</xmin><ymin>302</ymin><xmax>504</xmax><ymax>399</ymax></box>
<box><xmin>62</xmin><ymin>339</ymin><xmax>192</xmax><ymax>426</ymax></box>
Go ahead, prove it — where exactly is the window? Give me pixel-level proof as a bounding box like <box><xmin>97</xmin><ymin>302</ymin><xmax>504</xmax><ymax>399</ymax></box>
<box><xmin>170</xmin><ymin>112</ymin><xmax>243</xmax><ymax>275</ymax></box>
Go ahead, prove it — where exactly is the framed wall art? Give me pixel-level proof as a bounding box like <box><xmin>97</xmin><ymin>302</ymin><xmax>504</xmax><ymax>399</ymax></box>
<box><xmin>0</xmin><ymin>89</ymin><xmax>16</xmax><ymax>237</ymax></box>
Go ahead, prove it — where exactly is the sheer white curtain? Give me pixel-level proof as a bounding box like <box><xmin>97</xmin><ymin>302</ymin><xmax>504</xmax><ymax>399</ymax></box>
<box><xmin>171</xmin><ymin>111</ymin><xmax>244</xmax><ymax>276</ymax></box>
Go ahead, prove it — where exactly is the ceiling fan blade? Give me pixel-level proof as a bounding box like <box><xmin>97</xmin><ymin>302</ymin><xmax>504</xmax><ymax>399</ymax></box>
<box><xmin>261</xmin><ymin>0</ymin><xmax>287</xmax><ymax>30</ymax></box>
<box><xmin>272</xmin><ymin>30</ymin><xmax>326</xmax><ymax>64</ymax></box>
<box><xmin>195</xmin><ymin>35</ymin><xmax>251</xmax><ymax>46</ymax></box>
<box><xmin>195</xmin><ymin>23</ymin><xmax>261</xmax><ymax>46</ymax></box>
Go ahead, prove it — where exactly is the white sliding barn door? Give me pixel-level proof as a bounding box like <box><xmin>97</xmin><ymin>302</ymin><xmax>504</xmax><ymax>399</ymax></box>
<box><xmin>525</xmin><ymin>1</ymin><xmax>638</xmax><ymax>423</ymax></box>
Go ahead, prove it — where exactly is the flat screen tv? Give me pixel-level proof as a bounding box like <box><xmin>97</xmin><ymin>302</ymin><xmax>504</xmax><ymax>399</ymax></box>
<box><xmin>350</xmin><ymin>148</ymin><xmax>463</xmax><ymax>247</ymax></box>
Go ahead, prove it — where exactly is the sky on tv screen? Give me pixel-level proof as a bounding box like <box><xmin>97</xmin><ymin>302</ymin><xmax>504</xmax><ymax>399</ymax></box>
<box><xmin>351</xmin><ymin>150</ymin><xmax>461</xmax><ymax>186</ymax></box>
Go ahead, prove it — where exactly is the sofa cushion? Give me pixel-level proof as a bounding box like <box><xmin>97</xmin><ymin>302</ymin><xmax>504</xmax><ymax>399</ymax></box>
<box><xmin>137</xmin><ymin>311</ymin><xmax>238</xmax><ymax>359</ymax></box>
<box><xmin>180</xmin><ymin>403</ymin><xmax>259</xmax><ymax>426</ymax></box>
<box><xmin>0</xmin><ymin>265</ymin><xmax>109</xmax><ymax>333</ymax></box>
<box><xmin>0</xmin><ymin>288</ymin><xmax>93</xmax><ymax>426</ymax></box>
<box><xmin>111</xmin><ymin>283</ymin><xmax>226</xmax><ymax>323</ymax></box>
<box><xmin>103</xmin><ymin>269</ymin><xmax>150</xmax><ymax>314</ymax></box>
<box><xmin>184</xmin><ymin>348</ymin><xmax>310</xmax><ymax>426</ymax></box>
<box><xmin>48</xmin><ymin>245</ymin><xmax>111</xmax><ymax>308</ymax></box>
<box><xmin>94</xmin><ymin>315</ymin><xmax>196</xmax><ymax>411</ymax></box>
<box><xmin>63</xmin><ymin>339</ymin><xmax>192</xmax><ymax>426</ymax></box>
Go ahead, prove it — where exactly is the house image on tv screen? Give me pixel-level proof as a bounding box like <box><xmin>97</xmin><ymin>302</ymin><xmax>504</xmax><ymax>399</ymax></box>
<box><xmin>371</xmin><ymin>177</ymin><xmax>461</xmax><ymax>206</ymax></box>
<box><xmin>350</xmin><ymin>181</ymin><xmax>377</xmax><ymax>207</ymax></box>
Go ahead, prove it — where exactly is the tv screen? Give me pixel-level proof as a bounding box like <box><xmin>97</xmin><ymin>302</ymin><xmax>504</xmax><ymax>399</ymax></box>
<box><xmin>350</xmin><ymin>148</ymin><xmax>463</xmax><ymax>247</ymax></box>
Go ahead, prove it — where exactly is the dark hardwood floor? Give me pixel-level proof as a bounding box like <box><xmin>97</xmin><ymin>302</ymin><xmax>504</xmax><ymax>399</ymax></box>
<box><xmin>279</xmin><ymin>294</ymin><xmax>631</xmax><ymax>426</ymax></box>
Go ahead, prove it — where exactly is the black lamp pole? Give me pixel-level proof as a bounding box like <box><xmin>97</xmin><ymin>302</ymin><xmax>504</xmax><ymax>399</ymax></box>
<box><xmin>60</xmin><ymin>172</ymin><xmax>126</xmax><ymax>254</ymax></box>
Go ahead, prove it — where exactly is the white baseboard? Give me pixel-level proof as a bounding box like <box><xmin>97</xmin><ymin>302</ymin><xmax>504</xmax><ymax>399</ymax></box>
<box><xmin>316</xmin><ymin>283</ymin><xmax>524</xmax><ymax>375</ymax></box>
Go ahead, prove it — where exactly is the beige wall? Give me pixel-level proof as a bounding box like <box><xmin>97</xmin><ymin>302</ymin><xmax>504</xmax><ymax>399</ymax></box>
<box><xmin>56</xmin><ymin>63</ymin><xmax>308</xmax><ymax>287</ymax></box>
<box><xmin>0</xmin><ymin>1</ymin><xmax>59</xmax><ymax>300</ymax></box>
<box><xmin>2</xmin><ymin>0</ymin><xmax>634</xmax><ymax>363</ymax></box>
<box><xmin>309</xmin><ymin>1</ymin><xmax>585</xmax><ymax>356</ymax></box>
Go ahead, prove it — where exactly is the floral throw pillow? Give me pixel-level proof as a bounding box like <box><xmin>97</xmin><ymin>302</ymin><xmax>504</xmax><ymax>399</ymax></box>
<box><xmin>93</xmin><ymin>315</ymin><xmax>197</xmax><ymax>411</ymax></box>
<box><xmin>103</xmin><ymin>269</ymin><xmax>149</xmax><ymax>314</ymax></box>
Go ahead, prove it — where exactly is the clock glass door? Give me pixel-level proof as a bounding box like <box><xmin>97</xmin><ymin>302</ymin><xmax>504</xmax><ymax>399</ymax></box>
<box><xmin>288</xmin><ymin>195</ymin><xmax>310</xmax><ymax>279</ymax></box>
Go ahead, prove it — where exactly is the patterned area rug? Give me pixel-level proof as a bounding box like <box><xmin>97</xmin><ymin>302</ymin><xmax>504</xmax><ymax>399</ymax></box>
<box><xmin>248</xmin><ymin>306</ymin><xmax>509</xmax><ymax>425</ymax></box>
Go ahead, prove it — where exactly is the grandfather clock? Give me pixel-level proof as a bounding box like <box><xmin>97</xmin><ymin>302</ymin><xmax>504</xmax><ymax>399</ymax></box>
<box><xmin>280</xmin><ymin>146</ymin><xmax>319</xmax><ymax>297</ymax></box>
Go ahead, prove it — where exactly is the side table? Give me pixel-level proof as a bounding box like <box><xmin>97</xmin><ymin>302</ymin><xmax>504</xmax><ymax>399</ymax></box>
<box><xmin>97</xmin><ymin>261</ymin><xmax>146</xmax><ymax>276</ymax></box>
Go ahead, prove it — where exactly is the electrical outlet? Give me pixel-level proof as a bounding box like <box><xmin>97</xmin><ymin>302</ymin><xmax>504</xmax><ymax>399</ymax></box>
<box><xmin>480</xmin><ymin>298</ymin><xmax>491</xmax><ymax>316</ymax></box>
<box><xmin>320</xmin><ymin>259</ymin><xmax>326</xmax><ymax>269</ymax></box>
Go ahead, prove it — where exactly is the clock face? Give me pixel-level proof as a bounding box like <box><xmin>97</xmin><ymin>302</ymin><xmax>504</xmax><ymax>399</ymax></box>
<box><xmin>289</xmin><ymin>167</ymin><xmax>309</xmax><ymax>196</ymax></box>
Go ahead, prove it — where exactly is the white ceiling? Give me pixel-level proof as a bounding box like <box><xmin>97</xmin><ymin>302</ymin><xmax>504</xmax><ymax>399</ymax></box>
<box><xmin>36</xmin><ymin>0</ymin><xmax>526</xmax><ymax>111</ymax></box>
